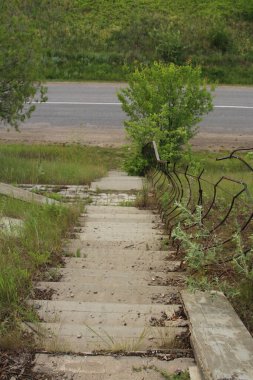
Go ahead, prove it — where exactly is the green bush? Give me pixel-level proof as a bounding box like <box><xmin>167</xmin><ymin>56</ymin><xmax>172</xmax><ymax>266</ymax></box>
<box><xmin>118</xmin><ymin>63</ymin><xmax>213</xmax><ymax>174</ymax></box>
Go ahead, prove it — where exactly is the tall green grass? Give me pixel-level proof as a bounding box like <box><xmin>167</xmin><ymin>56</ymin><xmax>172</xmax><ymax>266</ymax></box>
<box><xmin>0</xmin><ymin>196</ymin><xmax>81</xmax><ymax>346</ymax></box>
<box><xmin>0</xmin><ymin>144</ymin><xmax>124</xmax><ymax>185</ymax></box>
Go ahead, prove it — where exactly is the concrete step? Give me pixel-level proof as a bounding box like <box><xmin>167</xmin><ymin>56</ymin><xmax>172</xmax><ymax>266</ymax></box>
<box><xmin>32</xmin><ymin>323</ymin><xmax>186</xmax><ymax>352</ymax></box>
<box><xmin>90</xmin><ymin>176</ymin><xmax>143</xmax><ymax>191</ymax></box>
<box><xmin>71</xmin><ymin>239</ymin><xmax>163</xmax><ymax>251</ymax></box>
<box><xmin>82</xmin><ymin>214</ymin><xmax>160</xmax><ymax>223</ymax></box>
<box><xmin>84</xmin><ymin>206</ymin><xmax>153</xmax><ymax>215</ymax></box>
<box><xmin>32</xmin><ymin>354</ymin><xmax>194</xmax><ymax>380</ymax></box>
<box><xmin>76</xmin><ymin>227</ymin><xmax>164</xmax><ymax>243</ymax></box>
<box><xmin>64</xmin><ymin>241</ymin><xmax>173</xmax><ymax>258</ymax></box>
<box><xmin>32</xmin><ymin>300</ymin><xmax>183</xmax><ymax>327</ymax></box>
<box><xmin>106</xmin><ymin>171</ymin><xmax>138</xmax><ymax>178</ymax></box>
<box><xmin>56</xmin><ymin>268</ymin><xmax>184</xmax><ymax>284</ymax></box>
<box><xmin>34</xmin><ymin>281</ymin><xmax>180</xmax><ymax>304</ymax></box>
<box><xmin>63</xmin><ymin>257</ymin><xmax>181</xmax><ymax>272</ymax></box>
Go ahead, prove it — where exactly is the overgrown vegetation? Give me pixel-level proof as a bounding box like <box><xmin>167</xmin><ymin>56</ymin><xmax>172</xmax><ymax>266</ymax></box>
<box><xmin>0</xmin><ymin>196</ymin><xmax>81</xmax><ymax>346</ymax></box>
<box><xmin>0</xmin><ymin>144</ymin><xmax>124</xmax><ymax>185</ymax></box>
<box><xmin>2</xmin><ymin>0</ymin><xmax>253</xmax><ymax>84</ymax></box>
<box><xmin>148</xmin><ymin>150</ymin><xmax>253</xmax><ymax>335</ymax></box>
<box><xmin>171</xmin><ymin>204</ymin><xmax>253</xmax><ymax>335</ymax></box>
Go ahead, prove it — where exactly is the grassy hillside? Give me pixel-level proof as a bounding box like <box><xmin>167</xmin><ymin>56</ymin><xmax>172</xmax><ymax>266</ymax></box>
<box><xmin>21</xmin><ymin>0</ymin><xmax>253</xmax><ymax>83</ymax></box>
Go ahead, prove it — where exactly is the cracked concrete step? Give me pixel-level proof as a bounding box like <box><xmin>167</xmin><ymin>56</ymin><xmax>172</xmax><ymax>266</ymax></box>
<box><xmin>56</xmin><ymin>268</ymin><xmax>185</xmax><ymax>284</ymax></box>
<box><xmin>31</xmin><ymin>300</ymin><xmax>184</xmax><ymax>327</ymax></box>
<box><xmin>62</xmin><ymin>257</ymin><xmax>181</xmax><ymax>272</ymax></box>
<box><xmin>34</xmin><ymin>281</ymin><xmax>179</xmax><ymax>303</ymax></box>
<box><xmin>84</xmin><ymin>206</ymin><xmax>154</xmax><ymax>215</ymax></box>
<box><xmin>32</xmin><ymin>354</ymin><xmax>194</xmax><ymax>380</ymax></box>
<box><xmin>63</xmin><ymin>241</ymin><xmax>173</xmax><ymax>257</ymax></box>
<box><xmin>103</xmin><ymin>171</ymin><xmax>138</xmax><ymax>177</ymax></box>
<box><xmin>33</xmin><ymin>323</ymin><xmax>187</xmax><ymax>352</ymax></box>
<box><xmin>78</xmin><ymin>222</ymin><xmax>161</xmax><ymax>231</ymax></box>
<box><xmin>64</xmin><ymin>238</ymin><xmax>164</xmax><ymax>251</ymax></box>
<box><xmin>65</xmin><ymin>249</ymin><xmax>173</xmax><ymax>261</ymax></box>
<box><xmin>73</xmin><ymin>239</ymin><xmax>163</xmax><ymax>250</ymax></box>
<box><xmin>76</xmin><ymin>227</ymin><xmax>164</xmax><ymax>243</ymax></box>
<box><xmin>82</xmin><ymin>214</ymin><xmax>160</xmax><ymax>223</ymax></box>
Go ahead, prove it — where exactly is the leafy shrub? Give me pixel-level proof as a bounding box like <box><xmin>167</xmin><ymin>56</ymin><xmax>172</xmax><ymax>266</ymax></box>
<box><xmin>118</xmin><ymin>63</ymin><xmax>213</xmax><ymax>174</ymax></box>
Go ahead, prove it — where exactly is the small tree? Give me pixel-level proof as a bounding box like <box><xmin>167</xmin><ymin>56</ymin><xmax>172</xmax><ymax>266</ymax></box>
<box><xmin>0</xmin><ymin>1</ymin><xmax>47</xmax><ymax>129</ymax></box>
<box><xmin>118</xmin><ymin>62</ymin><xmax>213</xmax><ymax>174</ymax></box>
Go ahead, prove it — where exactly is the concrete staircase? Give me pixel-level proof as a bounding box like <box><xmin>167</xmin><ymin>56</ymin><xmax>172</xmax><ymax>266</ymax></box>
<box><xmin>30</xmin><ymin>172</ymin><xmax>195</xmax><ymax>379</ymax></box>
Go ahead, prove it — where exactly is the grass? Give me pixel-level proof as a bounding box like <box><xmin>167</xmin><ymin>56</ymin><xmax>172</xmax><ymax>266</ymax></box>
<box><xmin>7</xmin><ymin>1</ymin><xmax>253</xmax><ymax>84</ymax></box>
<box><xmin>0</xmin><ymin>144</ymin><xmax>125</xmax><ymax>185</ymax></box>
<box><xmin>0</xmin><ymin>195</ymin><xmax>81</xmax><ymax>347</ymax></box>
<box><xmin>41</xmin><ymin>1</ymin><xmax>253</xmax><ymax>84</ymax></box>
<box><xmin>84</xmin><ymin>324</ymin><xmax>149</xmax><ymax>353</ymax></box>
<box><xmin>132</xmin><ymin>366</ymin><xmax>190</xmax><ymax>380</ymax></box>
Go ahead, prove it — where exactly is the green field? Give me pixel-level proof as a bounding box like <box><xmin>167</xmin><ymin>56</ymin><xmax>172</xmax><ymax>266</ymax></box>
<box><xmin>31</xmin><ymin>0</ymin><xmax>253</xmax><ymax>84</ymax></box>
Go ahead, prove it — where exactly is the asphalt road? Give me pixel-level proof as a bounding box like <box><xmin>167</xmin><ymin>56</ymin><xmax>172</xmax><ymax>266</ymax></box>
<box><xmin>23</xmin><ymin>82</ymin><xmax>253</xmax><ymax>133</ymax></box>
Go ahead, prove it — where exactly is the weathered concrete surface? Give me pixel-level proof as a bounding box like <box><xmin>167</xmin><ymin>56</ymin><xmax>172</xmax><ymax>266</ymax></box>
<box><xmin>19</xmin><ymin>184</ymin><xmax>138</xmax><ymax>206</ymax></box>
<box><xmin>33</xmin><ymin>354</ymin><xmax>194</xmax><ymax>380</ymax></box>
<box><xmin>63</xmin><ymin>243</ymin><xmax>173</xmax><ymax>260</ymax></box>
<box><xmin>181</xmin><ymin>290</ymin><xmax>253</xmax><ymax>380</ymax></box>
<box><xmin>31</xmin><ymin>199</ymin><xmax>187</xmax><ymax>352</ymax></box>
<box><xmin>189</xmin><ymin>366</ymin><xmax>203</xmax><ymax>380</ymax></box>
<box><xmin>34</xmin><ymin>281</ymin><xmax>180</xmax><ymax>304</ymax></box>
<box><xmin>0</xmin><ymin>182</ymin><xmax>58</xmax><ymax>205</ymax></box>
<box><xmin>31</xmin><ymin>171</ymin><xmax>193</xmax><ymax>377</ymax></box>
<box><xmin>85</xmin><ymin>205</ymin><xmax>152</xmax><ymax>214</ymax></box>
<box><xmin>90</xmin><ymin>171</ymin><xmax>143</xmax><ymax>191</ymax></box>
<box><xmin>63</xmin><ymin>257</ymin><xmax>181</xmax><ymax>272</ymax></box>
<box><xmin>32</xmin><ymin>300</ymin><xmax>182</xmax><ymax>326</ymax></box>
<box><xmin>35</xmin><ymin>323</ymin><xmax>186</xmax><ymax>352</ymax></box>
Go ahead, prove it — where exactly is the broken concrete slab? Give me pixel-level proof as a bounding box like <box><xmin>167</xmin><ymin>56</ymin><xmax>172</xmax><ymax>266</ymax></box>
<box><xmin>0</xmin><ymin>182</ymin><xmax>59</xmax><ymax>205</ymax></box>
<box><xmin>181</xmin><ymin>290</ymin><xmax>253</xmax><ymax>380</ymax></box>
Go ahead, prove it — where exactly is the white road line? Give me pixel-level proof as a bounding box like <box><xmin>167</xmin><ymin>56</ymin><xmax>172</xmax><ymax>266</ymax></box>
<box><xmin>32</xmin><ymin>101</ymin><xmax>253</xmax><ymax>109</ymax></box>
<box><xmin>32</xmin><ymin>101</ymin><xmax>122</xmax><ymax>105</ymax></box>
<box><xmin>215</xmin><ymin>105</ymin><xmax>253</xmax><ymax>109</ymax></box>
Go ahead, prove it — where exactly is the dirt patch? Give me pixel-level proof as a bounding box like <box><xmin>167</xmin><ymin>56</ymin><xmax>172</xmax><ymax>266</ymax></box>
<box><xmin>0</xmin><ymin>125</ymin><xmax>126</xmax><ymax>148</ymax></box>
<box><xmin>151</xmin><ymin>292</ymin><xmax>181</xmax><ymax>305</ymax></box>
<box><xmin>1</xmin><ymin>125</ymin><xmax>253</xmax><ymax>151</ymax></box>
<box><xmin>31</xmin><ymin>288</ymin><xmax>56</xmax><ymax>300</ymax></box>
<box><xmin>0</xmin><ymin>349</ymin><xmax>71</xmax><ymax>380</ymax></box>
<box><xmin>191</xmin><ymin>132</ymin><xmax>253</xmax><ymax>151</ymax></box>
<box><xmin>148</xmin><ymin>276</ymin><xmax>185</xmax><ymax>287</ymax></box>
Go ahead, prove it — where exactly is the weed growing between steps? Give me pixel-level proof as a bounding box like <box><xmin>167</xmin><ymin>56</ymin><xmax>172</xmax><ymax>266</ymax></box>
<box><xmin>145</xmin><ymin>148</ymin><xmax>253</xmax><ymax>336</ymax></box>
<box><xmin>0</xmin><ymin>196</ymin><xmax>81</xmax><ymax>348</ymax></box>
<box><xmin>132</xmin><ymin>365</ymin><xmax>190</xmax><ymax>380</ymax></box>
<box><xmin>0</xmin><ymin>144</ymin><xmax>125</xmax><ymax>185</ymax></box>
